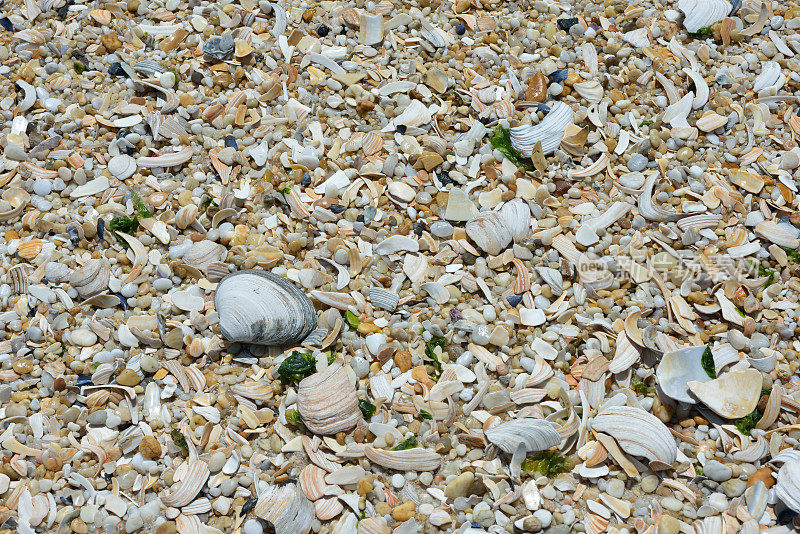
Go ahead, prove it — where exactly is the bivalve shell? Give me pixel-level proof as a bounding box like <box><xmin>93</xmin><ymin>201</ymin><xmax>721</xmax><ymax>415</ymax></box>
<box><xmin>591</xmin><ymin>406</ymin><xmax>677</xmax><ymax>467</ymax></box>
<box><xmin>69</xmin><ymin>259</ymin><xmax>110</xmax><ymax>298</ymax></box>
<box><xmin>296</xmin><ymin>362</ymin><xmax>360</xmax><ymax>435</ymax></box>
<box><xmin>510</xmin><ymin>102</ymin><xmax>574</xmax><ymax>156</ymax></box>
<box><xmin>484</xmin><ymin>418</ymin><xmax>561</xmax><ymax>454</ymax></box>
<box><xmin>364</xmin><ymin>446</ymin><xmax>441</xmax><ymax>471</ymax></box>
<box><xmin>466</xmin><ymin>212</ymin><xmax>512</xmax><ymax>256</ymax></box>
<box><xmin>656</xmin><ymin>346</ymin><xmax>712</xmax><ymax>404</ymax></box>
<box><xmin>253</xmin><ymin>483</ymin><xmax>314</xmax><ymax>534</ymax></box>
<box><xmin>688</xmin><ymin>369</ymin><xmax>762</xmax><ymax>419</ymax></box>
<box><xmin>775</xmin><ymin>459</ymin><xmax>800</xmax><ymax>513</ymax></box>
<box><xmin>677</xmin><ymin>0</ymin><xmax>730</xmax><ymax>33</ymax></box>
<box><xmin>215</xmin><ymin>270</ymin><xmax>317</xmax><ymax>346</ymax></box>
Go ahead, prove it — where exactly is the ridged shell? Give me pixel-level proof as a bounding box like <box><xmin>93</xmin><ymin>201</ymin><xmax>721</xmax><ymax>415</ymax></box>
<box><xmin>369</xmin><ymin>287</ymin><xmax>399</xmax><ymax>312</ymax></box>
<box><xmin>688</xmin><ymin>369</ymin><xmax>762</xmax><ymax>419</ymax></box>
<box><xmin>678</xmin><ymin>0</ymin><xmax>730</xmax><ymax>33</ymax></box>
<box><xmin>510</xmin><ymin>102</ymin><xmax>573</xmax><ymax>156</ymax></box>
<box><xmin>296</xmin><ymin>362</ymin><xmax>360</xmax><ymax>435</ymax></box>
<box><xmin>357</xmin><ymin>517</ymin><xmax>391</xmax><ymax>534</ymax></box>
<box><xmin>573</xmin><ymin>79</ymin><xmax>604</xmax><ymax>103</ymax></box>
<box><xmin>484</xmin><ymin>418</ymin><xmax>561</xmax><ymax>454</ymax></box>
<box><xmin>161</xmin><ymin>460</ymin><xmax>209</xmax><ymax>507</ymax></box>
<box><xmin>608</xmin><ymin>332</ymin><xmax>640</xmax><ymax>374</ymax></box>
<box><xmin>466</xmin><ymin>212</ymin><xmax>512</xmax><ymax>256</ymax></box>
<box><xmin>656</xmin><ymin>346</ymin><xmax>712</xmax><ymax>404</ymax></box>
<box><xmin>776</xmin><ymin>459</ymin><xmax>800</xmax><ymax>513</ymax></box>
<box><xmin>364</xmin><ymin>446</ymin><xmax>441</xmax><ymax>471</ymax></box>
<box><xmin>591</xmin><ymin>406</ymin><xmax>677</xmax><ymax>466</ymax></box>
<box><xmin>183</xmin><ymin>240</ymin><xmax>227</xmax><ymax>271</ymax></box>
<box><xmin>69</xmin><ymin>259</ymin><xmax>110</xmax><ymax>298</ymax></box>
<box><xmin>215</xmin><ymin>270</ymin><xmax>317</xmax><ymax>346</ymax></box>
<box><xmin>253</xmin><ymin>483</ymin><xmax>314</xmax><ymax>534</ymax></box>
<box><xmin>499</xmin><ymin>199</ymin><xmax>531</xmax><ymax>242</ymax></box>
<box><xmin>754</xmin><ymin>220</ymin><xmax>799</xmax><ymax>249</ymax></box>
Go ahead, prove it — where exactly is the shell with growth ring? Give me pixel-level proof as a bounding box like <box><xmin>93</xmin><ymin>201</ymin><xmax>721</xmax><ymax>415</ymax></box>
<box><xmin>656</xmin><ymin>346</ymin><xmax>712</xmax><ymax>404</ymax></box>
<box><xmin>296</xmin><ymin>361</ymin><xmax>361</xmax><ymax>435</ymax></box>
<box><xmin>215</xmin><ymin>270</ymin><xmax>317</xmax><ymax>345</ymax></box>
<box><xmin>591</xmin><ymin>406</ymin><xmax>677</xmax><ymax>467</ymax></box>
<box><xmin>688</xmin><ymin>369</ymin><xmax>762</xmax><ymax>419</ymax></box>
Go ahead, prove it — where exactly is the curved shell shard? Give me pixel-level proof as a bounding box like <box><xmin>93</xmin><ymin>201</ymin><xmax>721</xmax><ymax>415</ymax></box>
<box><xmin>254</xmin><ymin>482</ymin><xmax>314</xmax><ymax>534</ymax></box>
<box><xmin>215</xmin><ymin>270</ymin><xmax>317</xmax><ymax>346</ymax></box>
<box><xmin>510</xmin><ymin>102</ymin><xmax>574</xmax><ymax>156</ymax></box>
<box><xmin>678</xmin><ymin>0</ymin><xmax>730</xmax><ymax>33</ymax></box>
<box><xmin>776</xmin><ymin>459</ymin><xmax>800</xmax><ymax>513</ymax></box>
<box><xmin>484</xmin><ymin>418</ymin><xmax>561</xmax><ymax>454</ymax></box>
<box><xmin>466</xmin><ymin>212</ymin><xmax>512</xmax><ymax>256</ymax></box>
<box><xmin>591</xmin><ymin>406</ymin><xmax>677</xmax><ymax>466</ymax></box>
<box><xmin>364</xmin><ymin>446</ymin><xmax>441</xmax><ymax>471</ymax></box>
<box><xmin>687</xmin><ymin>369</ymin><xmax>762</xmax><ymax>419</ymax></box>
<box><xmin>656</xmin><ymin>346</ymin><xmax>712</xmax><ymax>404</ymax></box>
<box><xmin>69</xmin><ymin>259</ymin><xmax>110</xmax><ymax>298</ymax></box>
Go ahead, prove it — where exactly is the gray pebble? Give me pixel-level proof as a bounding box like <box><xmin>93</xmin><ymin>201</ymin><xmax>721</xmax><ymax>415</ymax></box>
<box><xmin>627</xmin><ymin>153</ymin><xmax>648</xmax><ymax>172</ymax></box>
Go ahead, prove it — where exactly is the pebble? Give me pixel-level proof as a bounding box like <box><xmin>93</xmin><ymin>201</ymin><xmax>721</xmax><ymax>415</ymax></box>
<box><xmin>445</xmin><ymin>472</ymin><xmax>474</xmax><ymax>499</ymax></box>
<box><xmin>704</xmin><ymin>460</ymin><xmax>733</xmax><ymax>482</ymax></box>
<box><xmin>626</xmin><ymin>153</ymin><xmax>648</xmax><ymax>172</ymax></box>
<box><xmin>657</xmin><ymin>515</ymin><xmax>680</xmax><ymax>534</ymax></box>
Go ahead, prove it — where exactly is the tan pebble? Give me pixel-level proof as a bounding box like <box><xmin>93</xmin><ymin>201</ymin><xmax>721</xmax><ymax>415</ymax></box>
<box><xmin>12</xmin><ymin>360</ymin><xmax>33</xmax><ymax>375</ymax></box>
<box><xmin>657</xmin><ymin>515</ymin><xmax>680</xmax><ymax>534</ymax></box>
<box><xmin>747</xmin><ymin>466</ymin><xmax>775</xmax><ymax>488</ymax></box>
<box><xmin>139</xmin><ymin>436</ymin><xmax>162</xmax><ymax>459</ymax></box>
<box><xmin>71</xmin><ymin>517</ymin><xmax>89</xmax><ymax>534</ymax></box>
<box><xmin>394</xmin><ymin>350</ymin><xmax>412</xmax><ymax>372</ymax></box>
<box><xmin>392</xmin><ymin>501</ymin><xmax>415</xmax><ymax>522</ymax></box>
<box><xmin>155</xmin><ymin>521</ymin><xmax>177</xmax><ymax>534</ymax></box>
<box><xmin>374</xmin><ymin>502</ymin><xmax>391</xmax><ymax>516</ymax></box>
<box><xmin>445</xmin><ymin>472</ymin><xmax>474</xmax><ymax>499</ymax></box>
<box><xmin>357</xmin><ymin>477</ymin><xmax>373</xmax><ymax>496</ymax></box>
<box><xmin>100</xmin><ymin>33</ymin><xmax>122</xmax><ymax>51</ymax></box>
<box><xmin>117</xmin><ymin>369</ymin><xmax>141</xmax><ymax>387</ymax></box>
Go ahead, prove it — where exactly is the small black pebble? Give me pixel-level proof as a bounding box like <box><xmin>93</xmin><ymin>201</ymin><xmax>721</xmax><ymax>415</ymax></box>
<box><xmin>116</xmin><ymin>129</ymin><xmax>130</xmax><ymax>139</ymax></box>
<box><xmin>356</xmin><ymin>214</ymin><xmax>364</xmax><ymax>222</ymax></box>
<box><xmin>537</xmin><ymin>103</ymin><xmax>551</xmax><ymax>113</ymax></box>
<box><xmin>455</xmin><ymin>24</ymin><xmax>466</xmax><ymax>35</ymax></box>
<box><xmin>396</xmin><ymin>124</ymin><xmax>407</xmax><ymax>134</ymax></box>
<box><xmin>548</xmin><ymin>68</ymin><xmax>569</xmax><ymax>83</ymax></box>
<box><xmin>413</xmin><ymin>223</ymin><xmax>425</xmax><ymax>236</ymax></box>
<box><xmin>224</xmin><ymin>135</ymin><xmax>238</xmax><ymax>149</ymax></box>
<box><xmin>97</xmin><ymin>219</ymin><xmax>105</xmax><ymax>241</ymax></box>
<box><xmin>301</xmin><ymin>172</ymin><xmax>311</xmax><ymax>187</ymax></box>
<box><xmin>557</xmin><ymin>17</ymin><xmax>579</xmax><ymax>31</ymax></box>
<box><xmin>0</xmin><ymin>17</ymin><xmax>13</xmax><ymax>31</ymax></box>
<box><xmin>478</xmin><ymin>116</ymin><xmax>492</xmax><ymax>125</ymax></box>
<box><xmin>438</xmin><ymin>171</ymin><xmax>454</xmax><ymax>186</ymax></box>
<box><xmin>56</xmin><ymin>0</ymin><xmax>73</xmax><ymax>19</ymax></box>
<box><xmin>507</xmin><ymin>294</ymin><xmax>523</xmax><ymax>307</ymax></box>
<box><xmin>76</xmin><ymin>374</ymin><xmax>93</xmax><ymax>386</ymax></box>
<box><xmin>108</xmin><ymin>62</ymin><xmax>125</xmax><ymax>77</ymax></box>
<box><xmin>329</xmin><ymin>204</ymin><xmax>346</xmax><ymax>214</ymax></box>
<box><xmin>316</xmin><ymin>24</ymin><xmax>330</xmax><ymax>37</ymax></box>
<box><xmin>241</xmin><ymin>497</ymin><xmax>258</xmax><ymax>516</ymax></box>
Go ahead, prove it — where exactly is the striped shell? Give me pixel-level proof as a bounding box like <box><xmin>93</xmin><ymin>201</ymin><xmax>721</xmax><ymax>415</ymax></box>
<box><xmin>296</xmin><ymin>362</ymin><xmax>360</xmax><ymax>435</ymax></box>
<box><xmin>484</xmin><ymin>418</ymin><xmax>561</xmax><ymax>454</ymax></box>
<box><xmin>591</xmin><ymin>406</ymin><xmax>677</xmax><ymax>467</ymax></box>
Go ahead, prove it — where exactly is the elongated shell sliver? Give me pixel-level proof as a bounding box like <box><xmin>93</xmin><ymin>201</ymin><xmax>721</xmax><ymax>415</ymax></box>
<box><xmin>215</xmin><ymin>270</ymin><xmax>317</xmax><ymax>345</ymax></box>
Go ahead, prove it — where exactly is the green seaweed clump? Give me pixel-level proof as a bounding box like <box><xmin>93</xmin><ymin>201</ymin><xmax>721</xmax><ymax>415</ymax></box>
<box><xmin>490</xmin><ymin>126</ymin><xmax>533</xmax><ymax>170</ymax></box>
<box><xmin>521</xmin><ymin>450</ymin><xmax>570</xmax><ymax>477</ymax></box>
<box><xmin>701</xmin><ymin>346</ymin><xmax>716</xmax><ymax>379</ymax></box>
<box><xmin>277</xmin><ymin>351</ymin><xmax>317</xmax><ymax>385</ymax></box>
<box><xmin>392</xmin><ymin>436</ymin><xmax>418</xmax><ymax>450</ymax></box>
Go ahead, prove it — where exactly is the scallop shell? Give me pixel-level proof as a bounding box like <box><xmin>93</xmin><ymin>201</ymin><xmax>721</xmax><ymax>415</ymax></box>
<box><xmin>591</xmin><ymin>406</ymin><xmax>677</xmax><ymax>467</ymax></box>
<box><xmin>215</xmin><ymin>270</ymin><xmax>317</xmax><ymax>346</ymax></box>
<box><xmin>754</xmin><ymin>220</ymin><xmax>799</xmax><ymax>249</ymax></box>
<box><xmin>466</xmin><ymin>212</ymin><xmax>512</xmax><ymax>256</ymax></box>
<box><xmin>753</xmin><ymin>61</ymin><xmax>783</xmax><ymax>92</ymax></box>
<box><xmin>510</xmin><ymin>102</ymin><xmax>574</xmax><ymax>156</ymax></box>
<box><xmin>253</xmin><ymin>482</ymin><xmax>314</xmax><ymax>534</ymax></box>
<box><xmin>678</xmin><ymin>0</ymin><xmax>730</xmax><ymax>33</ymax></box>
<box><xmin>484</xmin><ymin>418</ymin><xmax>561</xmax><ymax>454</ymax></box>
<box><xmin>688</xmin><ymin>368</ymin><xmax>762</xmax><ymax>419</ymax></box>
<box><xmin>656</xmin><ymin>346</ymin><xmax>712</xmax><ymax>404</ymax></box>
<box><xmin>175</xmin><ymin>204</ymin><xmax>199</xmax><ymax>229</ymax></box>
<box><xmin>69</xmin><ymin>259</ymin><xmax>110</xmax><ymax>298</ymax></box>
<box><xmin>296</xmin><ymin>362</ymin><xmax>360</xmax><ymax>435</ymax></box>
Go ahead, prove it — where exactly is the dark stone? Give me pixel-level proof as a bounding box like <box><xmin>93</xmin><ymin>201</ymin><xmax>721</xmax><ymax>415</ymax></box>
<box><xmin>455</xmin><ymin>24</ymin><xmax>466</xmax><ymax>35</ymax></box>
<box><xmin>316</xmin><ymin>24</ymin><xmax>330</xmax><ymax>37</ymax></box>
<box><xmin>329</xmin><ymin>204</ymin><xmax>346</xmax><ymax>214</ymax></box>
<box><xmin>0</xmin><ymin>17</ymin><xmax>13</xmax><ymax>31</ymax></box>
<box><xmin>557</xmin><ymin>18</ymin><xmax>579</xmax><ymax>31</ymax></box>
<box><xmin>548</xmin><ymin>68</ymin><xmax>568</xmax><ymax>83</ymax></box>
<box><xmin>301</xmin><ymin>172</ymin><xmax>311</xmax><ymax>187</ymax></box>
<box><xmin>108</xmin><ymin>62</ymin><xmax>126</xmax><ymax>77</ymax></box>
<box><xmin>224</xmin><ymin>135</ymin><xmax>238</xmax><ymax>149</ymax></box>
<box><xmin>506</xmin><ymin>294</ymin><xmax>523</xmax><ymax>307</ymax></box>
<box><xmin>202</xmin><ymin>34</ymin><xmax>234</xmax><ymax>60</ymax></box>
<box><xmin>396</xmin><ymin>124</ymin><xmax>407</xmax><ymax>134</ymax></box>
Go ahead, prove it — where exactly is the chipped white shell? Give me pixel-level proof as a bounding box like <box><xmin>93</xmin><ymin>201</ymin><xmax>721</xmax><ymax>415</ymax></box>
<box><xmin>466</xmin><ymin>212</ymin><xmax>512</xmax><ymax>256</ymax></box>
<box><xmin>484</xmin><ymin>418</ymin><xmax>561</xmax><ymax>454</ymax></box>
<box><xmin>510</xmin><ymin>102</ymin><xmax>574</xmax><ymax>156</ymax></box>
<box><xmin>591</xmin><ymin>406</ymin><xmax>677</xmax><ymax>466</ymax></box>
<box><xmin>364</xmin><ymin>446</ymin><xmax>441</xmax><ymax>471</ymax></box>
<box><xmin>677</xmin><ymin>0</ymin><xmax>730</xmax><ymax>33</ymax></box>
<box><xmin>776</xmin><ymin>459</ymin><xmax>800</xmax><ymax>513</ymax></box>
<box><xmin>656</xmin><ymin>346</ymin><xmax>712</xmax><ymax>404</ymax></box>
<box><xmin>688</xmin><ymin>369</ymin><xmax>762</xmax><ymax>419</ymax></box>
<box><xmin>254</xmin><ymin>483</ymin><xmax>314</xmax><ymax>534</ymax></box>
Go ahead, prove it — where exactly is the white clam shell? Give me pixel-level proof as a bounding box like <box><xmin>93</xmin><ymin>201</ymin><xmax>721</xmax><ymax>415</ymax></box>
<box><xmin>215</xmin><ymin>270</ymin><xmax>317</xmax><ymax>346</ymax></box>
<box><xmin>499</xmin><ymin>199</ymin><xmax>531</xmax><ymax>242</ymax></box>
<box><xmin>656</xmin><ymin>345</ymin><xmax>712</xmax><ymax>404</ymax></box>
<box><xmin>688</xmin><ymin>368</ymin><xmax>762</xmax><ymax>419</ymax></box>
<box><xmin>573</xmin><ymin>79</ymin><xmax>604</xmax><ymax>103</ymax></box>
<box><xmin>369</xmin><ymin>287</ymin><xmax>399</xmax><ymax>312</ymax></box>
<box><xmin>296</xmin><ymin>362</ymin><xmax>360</xmax><ymax>435</ymax></box>
<box><xmin>183</xmin><ymin>240</ymin><xmax>227</xmax><ymax>271</ymax></box>
<box><xmin>677</xmin><ymin>0</ymin><xmax>730</xmax><ymax>33</ymax></box>
<box><xmin>484</xmin><ymin>418</ymin><xmax>561</xmax><ymax>454</ymax></box>
<box><xmin>752</xmin><ymin>61</ymin><xmax>783</xmax><ymax>93</ymax></box>
<box><xmin>510</xmin><ymin>101</ymin><xmax>574</xmax><ymax>156</ymax></box>
<box><xmin>776</xmin><ymin>459</ymin><xmax>800</xmax><ymax>513</ymax></box>
<box><xmin>466</xmin><ymin>212</ymin><xmax>512</xmax><ymax>256</ymax></box>
<box><xmin>69</xmin><ymin>258</ymin><xmax>110</xmax><ymax>298</ymax></box>
<box><xmin>108</xmin><ymin>155</ymin><xmax>137</xmax><ymax>179</ymax></box>
<box><xmin>591</xmin><ymin>406</ymin><xmax>677</xmax><ymax>466</ymax></box>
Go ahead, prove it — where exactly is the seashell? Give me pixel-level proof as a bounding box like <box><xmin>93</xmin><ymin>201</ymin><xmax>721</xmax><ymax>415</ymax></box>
<box><xmin>485</xmin><ymin>418</ymin><xmax>561</xmax><ymax>454</ymax></box>
<box><xmin>608</xmin><ymin>332</ymin><xmax>640</xmax><ymax>374</ymax></box>
<box><xmin>253</xmin><ymin>482</ymin><xmax>314</xmax><ymax>534</ymax></box>
<box><xmin>215</xmin><ymin>270</ymin><xmax>317</xmax><ymax>346</ymax></box>
<box><xmin>17</xmin><ymin>239</ymin><xmax>42</xmax><ymax>260</ymax></box>
<box><xmin>183</xmin><ymin>240</ymin><xmax>226</xmax><ymax>271</ymax></box>
<box><xmin>499</xmin><ymin>199</ymin><xmax>531</xmax><ymax>242</ymax></box>
<box><xmin>682</xmin><ymin>69</ymin><xmax>709</xmax><ymax>109</ymax></box>
<box><xmin>663</xmin><ymin>92</ymin><xmax>694</xmax><ymax>129</ymax></box>
<box><xmin>364</xmin><ymin>446</ymin><xmax>441</xmax><ymax>471</ymax></box>
<box><xmin>374</xmin><ymin>235</ymin><xmax>419</xmax><ymax>255</ymax></box>
<box><xmin>108</xmin><ymin>155</ymin><xmax>137</xmax><ymax>180</ymax></box>
<box><xmin>748</xmin><ymin>347</ymin><xmax>777</xmax><ymax>372</ymax></box>
<box><xmin>573</xmin><ymin>79</ymin><xmax>604</xmax><ymax>103</ymax></box>
<box><xmin>300</xmin><ymin>464</ymin><xmax>326</xmax><ymax>500</ymax></box>
<box><xmin>45</xmin><ymin>262</ymin><xmax>72</xmax><ymax>283</ymax></box>
<box><xmin>359</xmin><ymin>14</ymin><xmax>383</xmax><ymax>46</ymax></box>
<box><xmin>754</xmin><ymin>220</ymin><xmax>799</xmax><ymax>249</ymax></box>
<box><xmin>639</xmin><ymin>173</ymin><xmax>688</xmax><ymax>222</ymax></box>
<box><xmin>696</xmin><ymin>112</ymin><xmax>727</xmax><ymax>132</ymax></box>
<box><xmin>752</xmin><ymin>61</ymin><xmax>783</xmax><ymax>92</ymax></box>
<box><xmin>392</xmin><ymin>100</ymin><xmax>431</xmax><ymax>129</ymax></box>
<box><xmin>510</xmin><ymin>102</ymin><xmax>574</xmax><ymax>156</ymax></box>
<box><xmin>357</xmin><ymin>517</ymin><xmax>391</xmax><ymax>534</ymax></box>
<box><xmin>369</xmin><ymin>287</ymin><xmax>399</xmax><ymax>312</ymax></box>
<box><xmin>591</xmin><ymin>406</ymin><xmax>677</xmax><ymax>467</ymax></box>
<box><xmin>315</xmin><ymin>497</ymin><xmax>343</xmax><ymax>521</ymax></box>
<box><xmin>420</xmin><ymin>282</ymin><xmax>449</xmax><ymax>304</ymax></box>
<box><xmin>136</xmin><ymin>146</ymin><xmax>193</xmax><ymax>168</ymax></box>
<box><xmin>745</xmin><ymin>480</ymin><xmax>768</xmax><ymax>521</ymax></box>
<box><xmin>297</xmin><ymin>362</ymin><xmax>360</xmax><ymax>435</ymax></box>
<box><xmin>776</xmin><ymin>459</ymin><xmax>800</xmax><ymax>513</ymax></box>
<box><xmin>466</xmin><ymin>212</ymin><xmax>512</xmax><ymax>256</ymax></box>
<box><xmin>677</xmin><ymin>0</ymin><xmax>730</xmax><ymax>33</ymax></box>
<box><xmin>69</xmin><ymin>259</ymin><xmax>110</xmax><ymax>298</ymax></box>
<box><xmin>89</xmin><ymin>9</ymin><xmax>112</xmax><ymax>25</ymax></box>
<box><xmin>688</xmin><ymin>369</ymin><xmax>762</xmax><ymax>419</ymax></box>
<box><xmin>175</xmin><ymin>204</ymin><xmax>199</xmax><ymax>229</ymax></box>
<box><xmin>161</xmin><ymin>460</ymin><xmax>210</xmax><ymax>507</ymax></box>
<box><xmin>656</xmin><ymin>346</ymin><xmax>712</xmax><ymax>404</ymax></box>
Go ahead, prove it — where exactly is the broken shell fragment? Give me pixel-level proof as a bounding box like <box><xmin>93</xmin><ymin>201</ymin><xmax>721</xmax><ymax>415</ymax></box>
<box><xmin>214</xmin><ymin>270</ymin><xmax>317</xmax><ymax>346</ymax></box>
<box><xmin>510</xmin><ymin>102</ymin><xmax>574</xmax><ymax>156</ymax></box>
<box><xmin>688</xmin><ymin>369</ymin><xmax>762</xmax><ymax>419</ymax></box>
<box><xmin>656</xmin><ymin>346</ymin><xmax>712</xmax><ymax>404</ymax></box>
<box><xmin>69</xmin><ymin>259</ymin><xmax>110</xmax><ymax>298</ymax></box>
<box><xmin>485</xmin><ymin>418</ymin><xmax>561</xmax><ymax>454</ymax></box>
<box><xmin>591</xmin><ymin>406</ymin><xmax>677</xmax><ymax>467</ymax></box>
